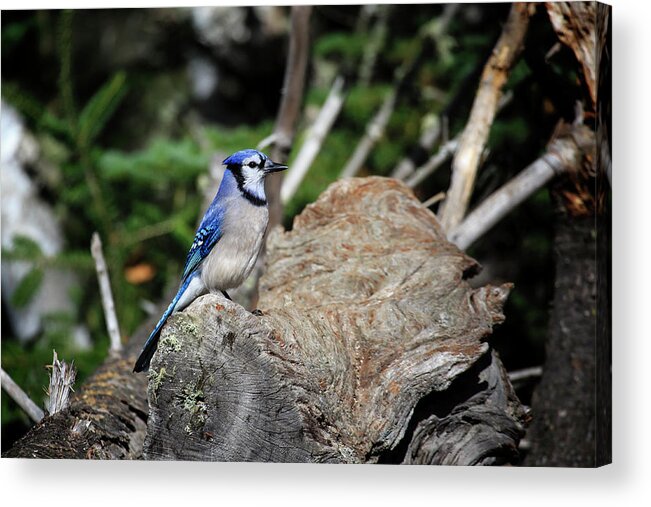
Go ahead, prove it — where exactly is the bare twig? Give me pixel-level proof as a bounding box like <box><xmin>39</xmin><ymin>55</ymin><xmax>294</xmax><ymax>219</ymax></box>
<box><xmin>339</xmin><ymin>87</ymin><xmax>398</xmax><ymax>179</ymax></box>
<box><xmin>422</xmin><ymin>191</ymin><xmax>446</xmax><ymax>209</ymax></box>
<box><xmin>449</xmin><ymin>123</ymin><xmax>594</xmax><ymax>250</ymax></box>
<box><xmin>91</xmin><ymin>232</ymin><xmax>122</xmax><ymax>352</ymax></box>
<box><xmin>406</xmin><ymin>138</ymin><xmax>459</xmax><ymax>188</ymax></box>
<box><xmin>390</xmin><ymin>4</ymin><xmax>460</xmax><ymax>181</ymax></box>
<box><xmin>1</xmin><ymin>368</ymin><xmax>45</xmax><ymax>423</ymax></box>
<box><xmin>341</xmin><ymin>5</ymin><xmax>460</xmax><ymax>181</ymax></box>
<box><xmin>438</xmin><ymin>3</ymin><xmax>533</xmax><ymax>231</ymax></box>
<box><xmin>45</xmin><ymin>350</ymin><xmax>77</xmax><ymax>416</ymax></box>
<box><xmin>267</xmin><ymin>5</ymin><xmax>313</xmax><ymax>230</ymax></box>
<box><xmin>404</xmin><ymin>91</ymin><xmax>512</xmax><ymax>189</ymax></box>
<box><xmin>281</xmin><ymin>76</ymin><xmax>346</xmax><ymax>203</ymax></box>
<box><xmin>256</xmin><ymin>133</ymin><xmax>277</xmax><ymax>151</ymax></box>
<box><xmin>358</xmin><ymin>5</ymin><xmax>390</xmax><ymax>87</ymax></box>
<box><xmin>508</xmin><ymin>366</ymin><xmax>543</xmax><ymax>383</ymax></box>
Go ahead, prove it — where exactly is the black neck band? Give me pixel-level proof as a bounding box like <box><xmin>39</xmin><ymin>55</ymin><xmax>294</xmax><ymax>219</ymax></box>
<box><xmin>228</xmin><ymin>165</ymin><xmax>267</xmax><ymax>207</ymax></box>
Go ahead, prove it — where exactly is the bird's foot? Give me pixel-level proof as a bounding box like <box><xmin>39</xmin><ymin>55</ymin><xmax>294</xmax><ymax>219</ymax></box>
<box><xmin>251</xmin><ymin>309</ymin><xmax>264</xmax><ymax>317</ymax></box>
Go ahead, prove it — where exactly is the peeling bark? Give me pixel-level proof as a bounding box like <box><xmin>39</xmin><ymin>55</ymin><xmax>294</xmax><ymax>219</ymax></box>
<box><xmin>546</xmin><ymin>2</ymin><xmax>605</xmax><ymax>109</ymax></box>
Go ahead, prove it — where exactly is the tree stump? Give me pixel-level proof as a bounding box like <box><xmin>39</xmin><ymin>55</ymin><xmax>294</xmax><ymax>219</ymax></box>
<box><xmin>144</xmin><ymin>177</ymin><xmax>527</xmax><ymax>464</ymax></box>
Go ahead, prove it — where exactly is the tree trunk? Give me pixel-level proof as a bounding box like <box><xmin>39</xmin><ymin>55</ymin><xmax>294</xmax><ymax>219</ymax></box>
<box><xmin>524</xmin><ymin>1</ymin><xmax>611</xmax><ymax>467</ymax></box>
<box><xmin>144</xmin><ymin>178</ymin><xmax>528</xmax><ymax>464</ymax></box>
<box><xmin>524</xmin><ymin>206</ymin><xmax>597</xmax><ymax>466</ymax></box>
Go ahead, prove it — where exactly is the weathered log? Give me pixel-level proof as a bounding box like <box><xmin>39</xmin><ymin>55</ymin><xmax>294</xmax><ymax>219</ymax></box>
<box><xmin>403</xmin><ymin>350</ymin><xmax>529</xmax><ymax>465</ymax></box>
<box><xmin>145</xmin><ymin>177</ymin><xmax>527</xmax><ymax>464</ymax></box>
<box><xmin>3</xmin><ymin>323</ymin><xmax>151</xmax><ymax>459</ymax></box>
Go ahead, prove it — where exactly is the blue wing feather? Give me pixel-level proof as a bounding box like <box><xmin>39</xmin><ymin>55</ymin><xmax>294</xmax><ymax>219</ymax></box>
<box><xmin>181</xmin><ymin>223</ymin><xmax>221</xmax><ymax>280</ymax></box>
<box><xmin>181</xmin><ymin>195</ymin><xmax>226</xmax><ymax>280</ymax></box>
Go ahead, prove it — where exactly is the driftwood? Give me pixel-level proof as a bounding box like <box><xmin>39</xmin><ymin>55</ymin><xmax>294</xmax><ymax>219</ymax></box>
<box><xmin>144</xmin><ymin>177</ymin><xmax>527</xmax><ymax>464</ymax></box>
<box><xmin>5</xmin><ymin>178</ymin><xmax>527</xmax><ymax>463</ymax></box>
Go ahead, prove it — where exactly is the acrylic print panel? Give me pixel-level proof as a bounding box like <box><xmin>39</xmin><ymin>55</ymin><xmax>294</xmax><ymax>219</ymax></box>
<box><xmin>1</xmin><ymin>2</ymin><xmax>611</xmax><ymax>466</ymax></box>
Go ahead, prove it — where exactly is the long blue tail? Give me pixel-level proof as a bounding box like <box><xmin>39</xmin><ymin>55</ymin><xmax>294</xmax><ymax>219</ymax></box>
<box><xmin>133</xmin><ymin>276</ymin><xmax>193</xmax><ymax>372</ymax></box>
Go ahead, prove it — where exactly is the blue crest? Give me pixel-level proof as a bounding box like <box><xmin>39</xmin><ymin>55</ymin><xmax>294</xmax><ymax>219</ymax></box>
<box><xmin>223</xmin><ymin>149</ymin><xmax>267</xmax><ymax>166</ymax></box>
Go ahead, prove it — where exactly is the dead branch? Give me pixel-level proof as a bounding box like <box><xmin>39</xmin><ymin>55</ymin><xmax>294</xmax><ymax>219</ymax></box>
<box><xmin>406</xmin><ymin>138</ymin><xmax>459</xmax><ymax>188</ymax></box>
<box><xmin>438</xmin><ymin>3</ymin><xmax>533</xmax><ymax>231</ymax></box>
<box><xmin>339</xmin><ymin>87</ymin><xmax>397</xmax><ymax>180</ymax></box>
<box><xmin>357</xmin><ymin>5</ymin><xmax>391</xmax><ymax>87</ymax></box>
<box><xmin>1</xmin><ymin>368</ymin><xmax>44</xmax><ymax>423</ymax></box>
<box><xmin>267</xmin><ymin>5</ymin><xmax>313</xmax><ymax>230</ymax></box>
<box><xmin>390</xmin><ymin>4</ymin><xmax>460</xmax><ymax>181</ymax></box>
<box><xmin>422</xmin><ymin>191</ymin><xmax>446</xmax><ymax>209</ymax></box>
<box><xmin>508</xmin><ymin>366</ymin><xmax>543</xmax><ymax>383</ymax></box>
<box><xmin>91</xmin><ymin>232</ymin><xmax>122</xmax><ymax>352</ymax></box>
<box><xmin>449</xmin><ymin>122</ymin><xmax>595</xmax><ymax>250</ymax></box>
<box><xmin>280</xmin><ymin>76</ymin><xmax>345</xmax><ymax>203</ymax></box>
<box><xmin>45</xmin><ymin>350</ymin><xmax>77</xmax><ymax>416</ymax></box>
<box><xmin>405</xmin><ymin>92</ymin><xmax>512</xmax><ymax>189</ymax></box>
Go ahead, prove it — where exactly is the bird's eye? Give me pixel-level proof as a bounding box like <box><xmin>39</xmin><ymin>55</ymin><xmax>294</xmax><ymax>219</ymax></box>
<box><xmin>248</xmin><ymin>161</ymin><xmax>257</xmax><ymax>168</ymax></box>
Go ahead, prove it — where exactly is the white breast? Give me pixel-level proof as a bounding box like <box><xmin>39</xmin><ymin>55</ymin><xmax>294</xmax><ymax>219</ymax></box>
<box><xmin>200</xmin><ymin>198</ymin><xmax>268</xmax><ymax>290</ymax></box>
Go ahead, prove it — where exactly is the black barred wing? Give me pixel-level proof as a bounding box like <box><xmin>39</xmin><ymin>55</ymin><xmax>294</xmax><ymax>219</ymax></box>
<box><xmin>181</xmin><ymin>224</ymin><xmax>222</xmax><ymax>281</ymax></box>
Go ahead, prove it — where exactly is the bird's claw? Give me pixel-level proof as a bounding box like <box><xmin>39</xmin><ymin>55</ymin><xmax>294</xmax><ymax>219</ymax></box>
<box><xmin>251</xmin><ymin>309</ymin><xmax>264</xmax><ymax>317</ymax></box>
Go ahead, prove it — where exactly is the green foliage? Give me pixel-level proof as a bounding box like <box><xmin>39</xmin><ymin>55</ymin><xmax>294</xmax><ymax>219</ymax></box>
<box><xmin>2</xmin><ymin>235</ymin><xmax>43</xmax><ymax>261</ymax></box>
<box><xmin>341</xmin><ymin>85</ymin><xmax>389</xmax><ymax>128</ymax></box>
<box><xmin>11</xmin><ymin>269</ymin><xmax>45</xmax><ymax>308</ymax></box>
<box><xmin>1</xmin><ymin>18</ymin><xmax>36</xmax><ymax>55</ymax></box>
<box><xmin>314</xmin><ymin>31</ymin><xmax>365</xmax><ymax>61</ymax></box>
<box><xmin>489</xmin><ymin>116</ymin><xmax>529</xmax><ymax>147</ymax></box>
<box><xmin>99</xmin><ymin>138</ymin><xmax>208</xmax><ymax>185</ymax></box>
<box><xmin>77</xmin><ymin>72</ymin><xmax>128</xmax><ymax>149</ymax></box>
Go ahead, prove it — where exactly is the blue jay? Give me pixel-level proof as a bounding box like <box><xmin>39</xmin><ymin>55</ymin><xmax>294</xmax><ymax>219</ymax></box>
<box><xmin>133</xmin><ymin>149</ymin><xmax>287</xmax><ymax>372</ymax></box>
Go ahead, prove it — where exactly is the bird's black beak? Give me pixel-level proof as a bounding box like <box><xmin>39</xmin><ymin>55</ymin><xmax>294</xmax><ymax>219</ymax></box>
<box><xmin>264</xmin><ymin>160</ymin><xmax>288</xmax><ymax>174</ymax></box>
